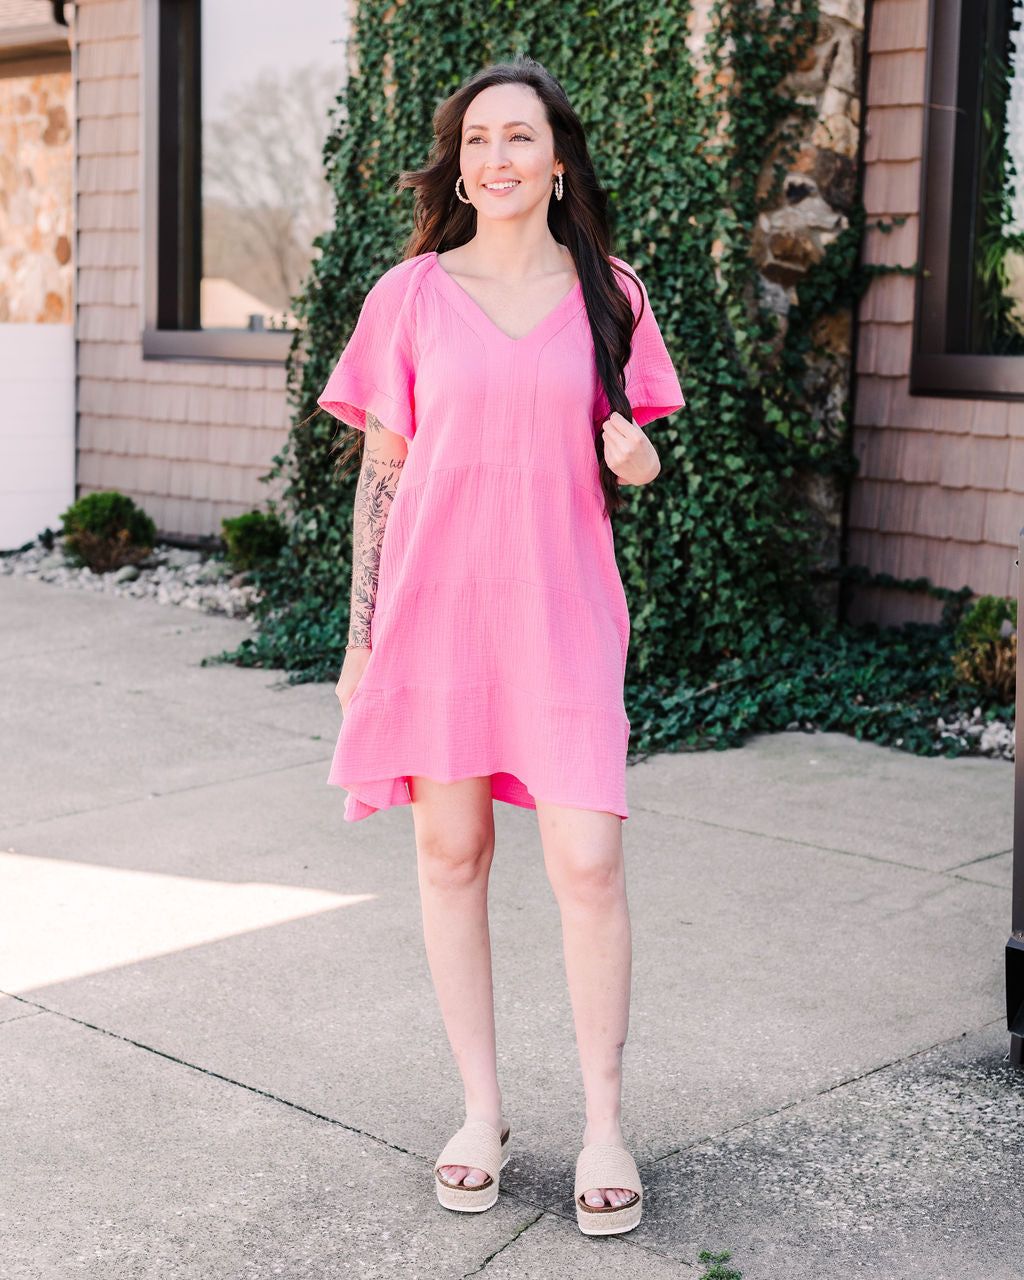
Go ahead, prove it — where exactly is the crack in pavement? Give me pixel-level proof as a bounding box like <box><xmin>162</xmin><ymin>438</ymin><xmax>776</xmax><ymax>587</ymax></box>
<box><xmin>461</xmin><ymin>1211</ymin><xmax>547</xmax><ymax>1277</ymax></box>
<box><xmin>463</xmin><ymin>1206</ymin><xmax>702</xmax><ymax>1273</ymax></box>
<box><xmin>944</xmin><ymin>847</ymin><xmax>1013</xmax><ymax>870</ymax></box>
<box><xmin>0</xmin><ymin>1005</ymin><xmax>46</xmax><ymax>1026</ymax></box>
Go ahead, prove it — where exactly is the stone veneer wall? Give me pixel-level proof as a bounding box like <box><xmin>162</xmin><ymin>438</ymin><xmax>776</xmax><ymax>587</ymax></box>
<box><xmin>689</xmin><ymin>0</ymin><xmax>866</xmax><ymax>592</ymax></box>
<box><xmin>758</xmin><ymin>0</ymin><xmax>865</xmax><ymax>588</ymax></box>
<box><xmin>74</xmin><ymin>0</ymin><xmax>290</xmax><ymax>540</ymax></box>
<box><xmin>0</xmin><ymin>66</ymin><xmax>73</xmax><ymax>322</ymax></box>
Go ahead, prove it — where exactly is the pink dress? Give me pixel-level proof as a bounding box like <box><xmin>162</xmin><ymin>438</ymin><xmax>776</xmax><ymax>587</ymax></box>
<box><xmin>318</xmin><ymin>250</ymin><xmax>685</xmax><ymax>822</ymax></box>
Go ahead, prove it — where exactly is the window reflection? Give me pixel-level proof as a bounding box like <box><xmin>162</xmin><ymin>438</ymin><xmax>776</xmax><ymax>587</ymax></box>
<box><xmin>199</xmin><ymin>1</ymin><xmax>348</xmax><ymax>332</ymax></box>
<box><xmin>968</xmin><ymin>0</ymin><xmax>1024</xmax><ymax>354</ymax></box>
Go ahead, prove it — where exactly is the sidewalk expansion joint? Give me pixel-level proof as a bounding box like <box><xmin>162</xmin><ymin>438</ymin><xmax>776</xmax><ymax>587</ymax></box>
<box><xmin>0</xmin><ymin>990</ymin><xmax>698</xmax><ymax>1267</ymax></box>
<box><xmin>638</xmin><ymin>1015</ymin><xmax>1007</xmax><ymax>1174</ymax></box>
<box><xmin>629</xmin><ymin>804</ymin><xmax>1007</xmax><ymax>882</ymax></box>
<box><xmin>0</xmin><ymin>990</ymin><xmax>422</xmax><ymax>1164</ymax></box>
<box><xmin>0</xmin><ymin>992</ymin><xmax>688</xmax><ymax>1264</ymax></box>
<box><xmin>3</xmin><ymin>754</ymin><xmax>334</xmax><ymax>832</ymax></box>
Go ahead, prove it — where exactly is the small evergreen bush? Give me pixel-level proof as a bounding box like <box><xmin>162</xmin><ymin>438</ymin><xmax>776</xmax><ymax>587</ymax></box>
<box><xmin>60</xmin><ymin>491</ymin><xmax>156</xmax><ymax>573</ymax></box>
<box><xmin>221</xmin><ymin>510</ymin><xmax>287</xmax><ymax>572</ymax></box>
<box><xmin>952</xmin><ymin>594</ymin><xmax>1017</xmax><ymax>704</ymax></box>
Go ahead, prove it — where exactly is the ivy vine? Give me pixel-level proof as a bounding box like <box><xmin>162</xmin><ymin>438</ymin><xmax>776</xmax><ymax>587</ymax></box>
<box><xmin>220</xmin><ymin>1</ymin><xmax>999</xmax><ymax>756</ymax></box>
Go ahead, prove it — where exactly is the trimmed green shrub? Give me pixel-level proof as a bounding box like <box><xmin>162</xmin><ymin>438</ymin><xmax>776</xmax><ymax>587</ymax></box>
<box><xmin>221</xmin><ymin>510</ymin><xmax>287</xmax><ymax>573</ymax></box>
<box><xmin>952</xmin><ymin>594</ymin><xmax>1017</xmax><ymax>704</ymax></box>
<box><xmin>60</xmin><ymin>490</ymin><xmax>156</xmax><ymax>574</ymax></box>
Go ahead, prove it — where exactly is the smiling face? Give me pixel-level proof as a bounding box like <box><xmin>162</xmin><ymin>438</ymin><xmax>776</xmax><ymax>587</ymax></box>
<box><xmin>458</xmin><ymin>82</ymin><xmax>563</xmax><ymax>220</ymax></box>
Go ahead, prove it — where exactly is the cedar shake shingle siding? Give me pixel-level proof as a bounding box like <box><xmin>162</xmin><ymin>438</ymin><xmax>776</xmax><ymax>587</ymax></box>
<box><xmin>74</xmin><ymin>0</ymin><xmax>289</xmax><ymax>539</ymax></box>
<box><xmin>848</xmin><ymin>0</ymin><xmax>1023</xmax><ymax>624</ymax></box>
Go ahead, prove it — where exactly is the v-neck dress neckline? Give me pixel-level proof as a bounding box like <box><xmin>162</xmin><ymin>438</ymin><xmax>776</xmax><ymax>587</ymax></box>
<box><xmin>428</xmin><ymin>250</ymin><xmax>583</xmax><ymax>343</ymax></box>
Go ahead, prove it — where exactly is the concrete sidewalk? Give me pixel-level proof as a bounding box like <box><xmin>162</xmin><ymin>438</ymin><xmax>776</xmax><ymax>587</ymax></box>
<box><xmin>0</xmin><ymin>573</ymin><xmax>1021</xmax><ymax>1279</ymax></box>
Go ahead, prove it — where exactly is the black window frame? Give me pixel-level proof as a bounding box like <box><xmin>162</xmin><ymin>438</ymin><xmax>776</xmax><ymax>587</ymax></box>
<box><xmin>142</xmin><ymin>0</ymin><xmax>292</xmax><ymax>363</ymax></box>
<box><xmin>913</xmin><ymin>0</ymin><xmax>1024</xmax><ymax>397</ymax></box>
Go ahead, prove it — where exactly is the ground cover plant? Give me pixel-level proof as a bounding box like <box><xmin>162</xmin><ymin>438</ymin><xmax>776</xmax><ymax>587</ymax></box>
<box><xmin>698</xmin><ymin>1251</ymin><xmax>743</xmax><ymax>1280</ymax></box>
<box><xmin>221</xmin><ymin>0</ymin><xmax>1015</xmax><ymax>759</ymax></box>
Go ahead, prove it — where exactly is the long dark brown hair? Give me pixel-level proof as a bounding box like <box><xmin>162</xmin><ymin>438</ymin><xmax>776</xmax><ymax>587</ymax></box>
<box><xmin>396</xmin><ymin>54</ymin><xmax>643</xmax><ymax>518</ymax></box>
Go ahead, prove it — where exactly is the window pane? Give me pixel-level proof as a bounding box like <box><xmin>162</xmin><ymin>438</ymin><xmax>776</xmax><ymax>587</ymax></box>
<box><xmin>200</xmin><ymin>0</ymin><xmax>348</xmax><ymax>331</ymax></box>
<box><xmin>960</xmin><ymin>0</ymin><xmax>1024</xmax><ymax>354</ymax></box>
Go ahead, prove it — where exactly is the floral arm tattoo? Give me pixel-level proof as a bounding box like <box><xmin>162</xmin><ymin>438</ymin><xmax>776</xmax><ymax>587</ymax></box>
<box><xmin>348</xmin><ymin>412</ymin><xmax>406</xmax><ymax>647</ymax></box>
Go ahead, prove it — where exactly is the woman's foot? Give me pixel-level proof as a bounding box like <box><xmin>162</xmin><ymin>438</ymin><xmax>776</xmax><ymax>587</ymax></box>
<box><xmin>437</xmin><ymin>1116</ymin><xmax>509</xmax><ymax>1189</ymax></box>
<box><xmin>579</xmin><ymin>1119</ymin><xmax>636</xmax><ymax>1208</ymax></box>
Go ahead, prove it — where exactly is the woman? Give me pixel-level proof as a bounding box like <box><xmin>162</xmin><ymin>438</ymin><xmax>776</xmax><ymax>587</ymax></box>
<box><xmin>318</xmin><ymin>54</ymin><xmax>684</xmax><ymax>1236</ymax></box>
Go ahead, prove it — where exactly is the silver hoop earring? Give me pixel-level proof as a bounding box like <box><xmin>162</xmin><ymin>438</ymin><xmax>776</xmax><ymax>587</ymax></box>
<box><xmin>554</xmin><ymin>171</ymin><xmax>564</xmax><ymax>201</ymax></box>
<box><xmin>455</xmin><ymin>175</ymin><xmax>473</xmax><ymax>205</ymax></box>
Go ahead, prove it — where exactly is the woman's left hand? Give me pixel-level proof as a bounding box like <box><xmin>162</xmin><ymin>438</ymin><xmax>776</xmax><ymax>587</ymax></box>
<box><xmin>601</xmin><ymin>411</ymin><xmax>661</xmax><ymax>486</ymax></box>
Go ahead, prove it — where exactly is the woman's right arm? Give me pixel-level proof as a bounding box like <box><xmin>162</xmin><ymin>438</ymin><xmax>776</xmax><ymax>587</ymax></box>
<box><xmin>337</xmin><ymin>412</ymin><xmax>408</xmax><ymax>708</ymax></box>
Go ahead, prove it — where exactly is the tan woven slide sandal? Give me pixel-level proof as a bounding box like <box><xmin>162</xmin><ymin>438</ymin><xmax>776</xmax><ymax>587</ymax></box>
<box><xmin>434</xmin><ymin>1120</ymin><xmax>511</xmax><ymax>1212</ymax></box>
<box><xmin>574</xmin><ymin>1143</ymin><xmax>643</xmax><ymax>1235</ymax></box>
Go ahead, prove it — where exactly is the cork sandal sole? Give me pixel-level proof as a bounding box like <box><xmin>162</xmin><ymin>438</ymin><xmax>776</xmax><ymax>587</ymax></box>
<box><xmin>574</xmin><ymin>1143</ymin><xmax>643</xmax><ymax>1236</ymax></box>
<box><xmin>434</xmin><ymin>1121</ymin><xmax>510</xmax><ymax>1213</ymax></box>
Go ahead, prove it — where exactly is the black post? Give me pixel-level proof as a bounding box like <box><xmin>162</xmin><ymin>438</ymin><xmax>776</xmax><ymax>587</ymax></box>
<box><xmin>1008</xmin><ymin>526</ymin><xmax>1024</xmax><ymax>1066</ymax></box>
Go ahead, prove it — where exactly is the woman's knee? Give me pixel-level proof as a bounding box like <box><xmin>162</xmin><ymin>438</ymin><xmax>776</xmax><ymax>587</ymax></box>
<box><xmin>416</xmin><ymin>828</ymin><xmax>494</xmax><ymax>888</ymax></box>
<box><xmin>410</xmin><ymin>775</ymin><xmax>495</xmax><ymax>888</ymax></box>
<box><xmin>548</xmin><ymin>847</ymin><xmax>625</xmax><ymax>907</ymax></box>
<box><xmin>536</xmin><ymin>803</ymin><xmax>625</xmax><ymax>905</ymax></box>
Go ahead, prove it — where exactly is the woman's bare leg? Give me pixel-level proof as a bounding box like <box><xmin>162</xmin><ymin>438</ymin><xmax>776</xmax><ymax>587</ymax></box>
<box><xmin>536</xmin><ymin>799</ymin><xmax>635</xmax><ymax>1208</ymax></box>
<box><xmin>410</xmin><ymin>774</ymin><xmax>504</xmax><ymax>1188</ymax></box>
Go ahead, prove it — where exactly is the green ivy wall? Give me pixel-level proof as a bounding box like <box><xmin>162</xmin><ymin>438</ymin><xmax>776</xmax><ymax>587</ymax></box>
<box><xmin>227</xmin><ymin>0</ymin><xmax>929</xmax><ymax>752</ymax></box>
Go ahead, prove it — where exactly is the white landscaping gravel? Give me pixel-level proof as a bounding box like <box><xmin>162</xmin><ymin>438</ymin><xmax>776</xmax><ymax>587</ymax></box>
<box><xmin>0</xmin><ymin>538</ymin><xmax>260</xmax><ymax>621</ymax></box>
<box><xmin>936</xmin><ymin>707</ymin><xmax>1016</xmax><ymax>761</ymax></box>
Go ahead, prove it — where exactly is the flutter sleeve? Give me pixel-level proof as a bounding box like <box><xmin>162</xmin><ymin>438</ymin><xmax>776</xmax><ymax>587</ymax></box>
<box><xmin>317</xmin><ymin>264</ymin><xmax>417</xmax><ymax>441</ymax></box>
<box><xmin>596</xmin><ymin>262</ymin><xmax>686</xmax><ymax>428</ymax></box>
